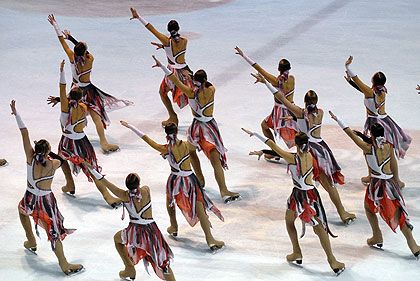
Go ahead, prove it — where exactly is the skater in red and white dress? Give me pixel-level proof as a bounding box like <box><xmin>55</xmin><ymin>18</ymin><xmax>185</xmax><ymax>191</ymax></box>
<box><xmin>153</xmin><ymin>55</ymin><xmax>240</xmax><ymax>204</ymax></box>
<box><xmin>235</xmin><ymin>46</ymin><xmax>298</xmax><ymax>156</ymax></box>
<box><xmin>344</xmin><ymin>56</ymin><xmax>409</xmax><ymax>187</ymax></box>
<box><xmin>11</xmin><ymin>100</ymin><xmax>83</xmax><ymax>275</ymax></box>
<box><xmin>330</xmin><ymin>112</ymin><xmax>420</xmax><ymax>259</ymax></box>
<box><xmin>242</xmin><ymin>129</ymin><xmax>345</xmax><ymax>274</ymax></box>
<box><xmin>121</xmin><ymin>121</ymin><xmax>225</xmax><ymax>252</ymax></box>
<box><xmin>47</xmin><ymin>14</ymin><xmax>133</xmax><ymax>153</ymax></box>
<box><xmin>130</xmin><ymin>7</ymin><xmax>193</xmax><ymax>126</ymax></box>
<box><xmin>86</xmin><ymin>168</ymin><xmax>176</xmax><ymax>281</ymax></box>
<box><xmin>55</xmin><ymin>60</ymin><xmax>121</xmax><ymax>207</ymax></box>
<box><xmin>253</xmin><ymin>73</ymin><xmax>355</xmax><ymax>224</ymax></box>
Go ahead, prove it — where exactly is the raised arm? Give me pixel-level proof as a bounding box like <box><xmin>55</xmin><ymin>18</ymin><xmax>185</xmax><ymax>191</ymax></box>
<box><xmin>120</xmin><ymin>121</ymin><xmax>168</xmax><ymax>154</ymax></box>
<box><xmin>329</xmin><ymin>111</ymin><xmax>370</xmax><ymax>153</ymax></box>
<box><xmin>58</xmin><ymin>60</ymin><xmax>69</xmax><ymax>112</ymax></box>
<box><xmin>235</xmin><ymin>46</ymin><xmax>278</xmax><ymax>86</ymax></box>
<box><xmin>152</xmin><ymin>55</ymin><xmax>194</xmax><ymax>97</ymax></box>
<box><xmin>241</xmin><ymin>128</ymin><xmax>295</xmax><ymax>163</ymax></box>
<box><xmin>345</xmin><ymin>56</ymin><xmax>373</xmax><ymax>97</ymax></box>
<box><xmin>130</xmin><ymin>8</ymin><xmax>170</xmax><ymax>46</ymax></box>
<box><xmin>11</xmin><ymin>100</ymin><xmax>33</xmax><ymax>162</ymax></box>
<box><xmin>48</xmin><ymin>14</ymin><xmax>74</xmax><ymax>61</ymax></box>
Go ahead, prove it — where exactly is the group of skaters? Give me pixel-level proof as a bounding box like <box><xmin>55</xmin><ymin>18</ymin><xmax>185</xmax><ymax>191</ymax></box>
<box><xmin>5</xmin><ymin>7</ymin><xmax>420</xmax><ymax>281</ymax></box>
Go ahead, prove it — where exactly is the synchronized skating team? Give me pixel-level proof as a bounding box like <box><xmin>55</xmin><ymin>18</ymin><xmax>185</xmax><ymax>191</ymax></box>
<box><xmin>3</xmin><ymin>7</ymin><xmax>420</xmax><ymax>280</ymax></box>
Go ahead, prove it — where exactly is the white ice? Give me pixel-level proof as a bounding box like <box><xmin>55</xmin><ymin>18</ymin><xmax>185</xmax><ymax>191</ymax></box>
<box><xmin>0</xmin><ymin>0</ymin><xmax>420</xmax><ymax>280</ymax></box>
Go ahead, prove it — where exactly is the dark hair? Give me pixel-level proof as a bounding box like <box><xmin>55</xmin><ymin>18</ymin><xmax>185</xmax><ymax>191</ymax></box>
<box><xmin>69</xmin><ymin>87</ymin><xmax>83</xmax><ymax>101</ymax></box>
<box><xmin>167</xmin><ymin>20</ymin><xmax>179</xmax><ymax>32</ymax></box>
<box><xmin>34</xmin><ymin>139</ymin><xmax>50</xmax><ymax>156</ymax></box>
<box><xmin>165</xmin><ymin>124</ymin><xmax>178</xmax><ymax>135</ymax></box>
<box><xmin>370</xmin><ymin>123</ymin><xmax>385</xmax><ymax>138</ymax></box>
<box><xmin>295</xmin><ymin>132</ymin><xmax>309</xmax><ymax>146</ymax></box>
<box><xmin>125</xmin><ymin>173</ymin><xmax>140</xmax><ymax>190</ymax></box>
<box><xmin>353</xmin><ymin>130</ymin><xmax>373</xmax><ymax>144</ymax></box>
<box><xmin>193</xmin><ymin>70</ymin><xmax>212</xmax><ymax>88</ymax></box>
<box><xmin>278</xmin><ymin>59</ymin><xmax>291</xmax><ymax>73</ymax></box>
<box><xmin>304</xmin><ymin>90</ymin><xmax>318</xmax><ymax>105</ymax></box>
<box><xmin>74</xmin><ymin>42</ymin><xmax>87</xmax><ymax>56</ymax></box>
<box><xmin>372</xmin><ymin>72</ymin><xmax>386</xmax><ymax>87</ymax></box>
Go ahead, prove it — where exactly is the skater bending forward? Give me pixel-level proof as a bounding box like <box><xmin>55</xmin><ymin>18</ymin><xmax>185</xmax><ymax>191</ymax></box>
<box><xmin>121</xmin><ymin>121</ymin><xmax>225</xmax><ymax>252</ymax></box>
<box><xmin>11</xmin><ymin>100</ymin><xmax>83</xmax><ymax>275</ymax></box>
<box><xmin>243</xmin><ymin>129</ymin><xmax>345</xmax><ymax>274</ymax></box>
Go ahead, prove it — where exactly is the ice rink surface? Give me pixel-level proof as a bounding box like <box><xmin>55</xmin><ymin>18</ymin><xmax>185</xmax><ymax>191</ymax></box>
<box><xmin>1</xmin><ymin>0</ymin><xmax>420</xmax><ymax>280</ymax></box>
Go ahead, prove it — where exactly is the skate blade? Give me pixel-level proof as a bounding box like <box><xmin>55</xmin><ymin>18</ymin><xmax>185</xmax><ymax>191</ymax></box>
<box><xmin>414</xmin><ymin>251</ymin><xmax>419</xmax><ymax>260</ymax></box>
<box><xmin>25</xmin><ymin>247</ymin><xmax>37</xmax><ymax>255</ymax></box>
<box><xmin>333</xmin><ymin>267</ymin><xmax>345</xmax><ymax>276</ymax></box>
<box><xmin>264</xmin><ymin>157</ymin><xmax>282</xmax><ymax>164</ymax></box>
<box><xmin>120</xmin><ymin>277</ymin><xmax>135</xmax><ymax>281</ymax></box>
<box><xmin>0</xmin><ymin>161</ymin><xmax>8</xmax><ymax>167</ymax></box>
<box><xmin>368</xmin><ymin>243</ymin><xmax>383</xmax><ymax>250</ymax></box>
<box><xmin>168</xmin><ymin>232</ymin><xmax>178</xmax><ymax>241</ymax></box>
<box><xmin>210</xmin><ymin>244</ymin><xmax>225</xmax><ymax>254</ymax></box>
<box><xmin>287</xmin><ymin>259</ymin><xmax>303</xmax><ymax>266</ymax></box>
<box><xmin>110</xmin><ymin>202</ymin><xmax>123</xmax><ymax>209</ymax></box>
<box><xmin>65</xmin><ymin>266</ymin><xmax>85</xmax><ymax>276</ymax></box>
<box><xmin>63</xmin><ymin>191</ymin><xmax>76</xmax><ymax>198</ymax></box>
<box><xmin>223</xmin><ymin>195</ymin><xmax>242</xmax><ymax>205</ymax></box>
<box><xmin>102</xmin><ymin>148</ymin><xmax>121</xmax><ymax>155</ymax></box>
<box><xmin>344</xmin><ymin>217</ymin><xmax>356</xmax><ymax>226</ymax></box>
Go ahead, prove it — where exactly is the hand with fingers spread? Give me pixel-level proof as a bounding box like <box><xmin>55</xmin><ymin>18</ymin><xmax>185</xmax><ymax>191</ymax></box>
<box><xmin>129</xmin><ymin>7</ymin><xmax>140</xmax><ymax>20</ymax></box>
<box><xmin>234</xmin><ymin>46</ymin><xmax>244</xmax><ymax>56</ymax></box>
<box><xmin>47</xmin><ymin>96</ymin><xmax>60</xmax><ymax>107</ymax></box>
<box><xmin>151</xmin><ymin>42</ymin><xmax>164</xmax><ymax>50</ymax></box>
<box><xmin>250</xmin><ymin>72</ymin><xmax>265</xmax><ymax>84</ymax></box>
<box><xmin>328</xmin><ymin>110</ymin><xmax>338</xmax><ymax>121</ymax></box>
<box><xmin>47</xmin><ymin>14</ymin><xmax>56</xmax><ymax>25</ymax></box>
<box><xmin>120</xmin><ymin>120</ymin><xmax>129</xmax><ymax>128</ymax></box>
<box><xmin>10</xmin><ymin>100</ymin><xmax>17</xmax><ymax>116</ymax></box>
<box><xmin>152</xmin><ymin>55</ymin><xmax>162</xmax><ymax>68</ymax></box>
<box><xmin>249</xmin><ymin>150</ymin><xmax>263</xmax><ymax>160</ymax></box>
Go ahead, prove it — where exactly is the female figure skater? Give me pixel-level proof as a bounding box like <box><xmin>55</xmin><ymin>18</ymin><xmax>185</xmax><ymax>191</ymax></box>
<box><xmin>86</xmin><ymin>168</ymin><xmax>176</xmax><ymax>281</ymax></box>
<box><xmin>11</xmin><ymin>100</ymin><xmax>83</xmax><ymax>275</ymax></box>
<box><xmin>344</xmin><ymin>56</ymin><xmax>410</xmax><ymax>187</ymax></box>
<box><xmin>121</xmin><ymin>120</ymin><xmax>225</xmax><ymax>252</ymax></box>
<box><xmin>153</xmin><ymin>55</ymin><xmax>240</xmax><ymax>204</ymax></box>
<box><xmin>48</xmin><ymin>14</ymin><xmax>133</xmax><ymax>153</ymax></box>
<box><xmin>242</xmin><ymin>129</ymin><xmax>345</xmax><ymax>274</ymax></box>
<box><xmin>55</xmin><ymin>59</ymin><xmax>120</xmax><ymax>207</ymax></box>
<box><xmin>254</xmin><ymin>73</ymin><xmax>355</xmax><ymax>224</ymax></box>
<box><xmin>330</xmin><ymin>112</ymin><xmax>420</xmax><ymax>258</ymax></box>
<box><xmin>130</xmin><ymin>7</ymin><xmax>193</xmax><ymax>126</ymax></box>
<box><xmin>235</xmin><ymin>46</ymin><xmax>298</xmax><ymax>155</ymax></box>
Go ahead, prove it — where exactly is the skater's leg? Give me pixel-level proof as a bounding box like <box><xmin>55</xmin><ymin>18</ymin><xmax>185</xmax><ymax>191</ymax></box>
<box><xmin>209</xmin><ymin>149</ymin><xmax>238</xmax><ymax>199</ymax></box>
<box><xmin>285</xmin><ymin>209</ymin><xmax>302</xmax><ymax>262</ymax></box>
<box><xmin>163</xmin><ymin>266</ymin><xmax>176</xmax><ymax>281</ymax></box>
<box><xmin>364</xmin><ymin>201</ymin><xmax>383</xmax><ymax>246</ymax></box>
<box><xmin>361</xmin><ymin>157</ymin><xmax>371</xmax><ymax>185</ymax></box>
<box><xmin>92</xmin><ymin>177</ymin><xmax>121</xmax><ymax>207</ymax></box>
<box><xmin>319</xmin><ymin>173</ymin><xmax>355</xmax><ymax>224</ymax></box>
<box><xmin>114</xmin><ymin>230</ymin><xmax>136</xmax><ymax>279</ymax></box>
<box><xmin>395</xmin><ymin>208</ymin><xmax>420</xmax><ymax>255</ymax></box>
<box><xmin>312</xmin><ymin>218</ymin><xmax>344</xmax><ymax>271</ymax></box>
<box><xmin>61</xmin><ymin>160</ymin><xmax>75</xmax><ymax>194</ymax></box>
<box><xmin>390</xmin><ymin>151</ymin><xmax>405</xmax><ymax>188</ymax></box>
<box><xmin>160</xmin><ymin>88</ymin><xmax>179</xmax><ymax>126</ymax></box>
<box><xmin>261</xmin><ymin>120</ymin><xmax>275</xmax><ymax>142</ymax></box>
<box><xmin>18</xmin><ymin>208</ymin><xmax>36</xmax><ymax>250</ymax></box>
<box><xmin>166</xmin><ymin>196</ymin><xmax>178</xmax><ymax>236</ymax></box>
<box><xmin>189</xmin><ymin>147</ymin><xmax>205</xmax><ymax>187</ymax></box>
<box><xmin>89</xmin><ymin>109</ymin><xmax>119</xmax><ymax>152</ymax></box>
<box><xmin>196</xmin><ymin>201</ymin><xmax>224</xmax><ymax>249</ymax></box>
<box><xmin>53</xmin><ymin>238</ymin><xmax>83</xmax><ymax>275</ymax></box>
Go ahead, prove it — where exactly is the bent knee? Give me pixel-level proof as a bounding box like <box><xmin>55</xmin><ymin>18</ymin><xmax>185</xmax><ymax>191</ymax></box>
<box><xmin>114</xmin><ymin>230</ymin><xmax>123</xmax><ymax>243</ymax></box>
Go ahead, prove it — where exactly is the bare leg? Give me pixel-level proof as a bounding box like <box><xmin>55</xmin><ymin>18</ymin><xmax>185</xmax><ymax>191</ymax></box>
<box><xmin>166</xmin><ymin>196</ymin><xmax>178</xmax><ymax>236</ymax></box>
<box><xmin>260</xmin><ymin>120</ymin><xmax>275</xmax><ymax>142</ymax></box>
<box><xmin>61</xmin><ymin>160</ymin><xmax>75</xmax><ymax>194</ymax></box>
<box><xmin>390</xmin><ymin>151</ymin><xmax>405</xmax><ymax>188</ymax></box>
<box><xmin>114</xmin><ymin>230</ymin><xmax>136</xmax><ymax>279</ymax></box>
<box><xmin>195</xmin><ymin>201</ymin><xmax>224</xmax><ymax>249</ymax></box>
<box><xmin>160</xmin><ymin>88</ymin><xmax>179</xmax><ymax>126</ymax></box>
<box><xmin>89</xmin><ymin>109</ymin><xmax>119</xmax><ymax>152</ymax></box>
<box><xmin>53</xmin><ymin>239</ymin><xmax>83</xmax><ymax>275</ymax></box>
<box><xmin>164</xmin><ymin>266</ymin><xmax>176</xmax><ymax>281</ymax></box>
<box><xmin>18</xmin><ymin>209</ymin><xmax>36</xmax><ymax>251</ymax></box>
<box><xmin>285</xmin><ymin>209</ymin><xmax>302</xmax><ymax>262</ymax></box>
<box><xmin>364</xmin><ymin>201</ymin><xmax>383</xmax><ymax>246</ymax></box>
<box><xmin>312</xmin><ymin>218</ymin><xmax>345</xmax><ymax>271</ymax></box>
<box><xmin>319</xmin><ymin>173</ymin><xmax>355</xmax><ymax>224</ymax></box>
<box><xmin>361</xmin><ymin>157</ymin><xmax>371</xmax><ymax>185</ymax></box>
<box><xmin>189</xmin><ymin>147</ymin><xmax>205</xmax><ymax>187</ymax></box>
<box><xmin>394</xmin><ymin>208</ymin><xmax>420</xmax><ymax>255</ymax></box>
<box><xmin>92</xmin><ymin>177</ymin><xmax>121</xmax><ymax>207</ymax></box>
<box><xmin>209</xmin><ymin>149</ymin><xmax>239</xmax><ymax>199</ymax></box>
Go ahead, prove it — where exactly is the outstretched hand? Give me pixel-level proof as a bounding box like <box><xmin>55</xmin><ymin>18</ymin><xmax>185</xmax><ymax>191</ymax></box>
<box><xmin>63</xmin><ymin>30</ymin><xmax>71</xmax><ymax>40</ymax></box>
<box><xmin>130</xmin><ymin>7</ymin><xmax>140</xmax><ymax>20</ymax></box>
<box><xmin>345</xmin><ymin>55</ymin><xmax>353</xmax><ymax>66</ymax></box>
<box><xmin>10</xmin><ymin>100</ymin><xmax>17</xmax><ymax>116</ymax></box>
<box><xmin>151</xmin><ymin>42</ymin><xmax>164</xmax><ymax>50</ymax></box>
<box><xmin>47</xmin><ymin>14</ymin><xmax>56</xmax><ymax>25</ymax></box>
<box><xmin>47</xmin><ymin>96</ymin><xmax>59</xmax><ymax>107</ymax></box>
<box><xmin>279</xmin><ymin>116</ymin><xmax>293</xmax><ymax>121</ymax></box>
<box><xmin>250</xmin><ymin>72</ymin><xmax>265</xmax><ymax>84</ymax></box>
<box><xmin>234</xmin><ymin>46</ymin><xmax>244</xmax><ymax>56</ymax></box>
<box><xmin>344</xmin><ymin>71</ymin><xmax>351</xmax><ymax>82</ymax></box>
<box><xmin>249</xmin><ymin>150</ymin><xmax>263</xmax><ymax>160</ymax></box>
<box><xmin>152</xmin><ymin>55</ymin><xmax>162</xmax><ymax>68</ymax></box>
<box><xmin>416</xmin><ymin>84</ymin><xmax>420</xmax><ymax>92</ymax></box>
<box><xmin>60</xmin><ymin>59</ymin><xmax>65</xmax><ymax>72</ymax></box>
<box><xmin>241</xmin><ymin>128</ymin><xmax>254</xmax><ymax>137</ymax></box>
<box><xmin>120</xmin><ymin>120</ymin><xmax>129</xmax><ymax>128</ymax></box>
<box><xmin>328</xmin><ymin>110</ymin><xmax>338</xmax><ymax>121</ymax></box>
